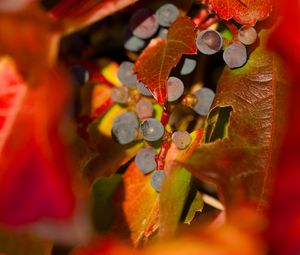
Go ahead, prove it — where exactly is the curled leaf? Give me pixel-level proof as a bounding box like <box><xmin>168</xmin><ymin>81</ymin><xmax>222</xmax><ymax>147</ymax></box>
<box><xmin>134</xmin><ymin>16</ymin><xmax>197</xmax><ymax>104</ymax></box>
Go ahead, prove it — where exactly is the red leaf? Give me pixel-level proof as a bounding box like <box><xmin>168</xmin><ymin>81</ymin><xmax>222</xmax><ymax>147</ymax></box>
<box><xmin>209</xmin><ymin>0</ymin><xmax>272</xmax><ymax>26</ymax></box>
<box><xmin>267</xmin><ymin>0</ymin><xmax>300</xmax><ymax>81</ymax></box>
<box><xmin>267</xmin><ymin>1</ymin><xmax>300</xmax><ymax>254</ymax></box>
<box><xmin>0</xmin><ymin>57</ymin><xmax>75</xmax><ymax>225</ymax></box>
<box><xmin>49</xmin><ymin>0</ymin><xmax>139</xmax><ymax>35</ymax></box>
<box><xmin>134</xmin><ymin>16</ymin><xmax>197</xmax><ymax>104</ymax></box>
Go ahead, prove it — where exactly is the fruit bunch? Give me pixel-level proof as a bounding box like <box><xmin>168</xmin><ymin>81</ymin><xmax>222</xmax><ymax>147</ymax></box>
<box><xmin>105</xmin><ymin>4</ymin><xmax>220</xmax><ymax>192</ymax></box>
<box><xmin>68</xmin><ymin>2</ymin><xmax>261</xmax><ymax>194</ymax></box>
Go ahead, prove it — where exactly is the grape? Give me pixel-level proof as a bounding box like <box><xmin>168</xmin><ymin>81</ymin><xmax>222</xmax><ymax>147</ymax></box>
<box><xmin>238</xmin><ymin>26</ymin><xmax>257</xmax><ymax>45</ymax></box>
<box><xmin>135</xmin><ymin>98</ymin><xmax>153</xmax><ymax>119</ymax></box>
<box><xmin>167</xmin><ymin>76</ymin><xmax>184</xmax><ymax>102</ymax></box>
<box><xmin>70</xmin><ymin>65</ymin><xmax>89</xmax><ymax>86</ymax></box>
<box><xmin>158</xmin><ymin>27</ymin><xmax>168</xmax><ymax>39</ymax></box>
<box><xmin>223</xmin><ymin>43</ymin><xmax>247</xmax><ymax>68</ymax></box>
<box><xmin>196</xmin><ymin>29</ymin><xmax>224</xmax><ymax>55</ymax></box>
<box><xmin>150</xmin><ymin>170</ymin><xmax>166</xmax><ymax>192</ymax></box>
<box><xmin>110</xmin><ymin>87</ymin><xmax>129</xmax><ymax>104</ymax></box>
<box><xmin>135</xmin><ymin>147</ymin><xmax>157</xmax><ymax>174</ymax></box>
<box><xmin>172</xmin><ymin>130</ymin><xmax>191</xmax><ymax>149</ymax></box>
<box><xmin>117</xmin><ymin>61</ymin><xmax>137</xmax><ymax>88</ymax></box>
<box><xmin>111</xmin><ymin>123</ymin><xmax>137</xmax><ymax>145</ymax></box>
<box><xmin>111</xmin><ymin>112</ymin><xmax>139</xmax><ymax>144</ymax></box>
<box><xmin>136</xmin><ymin>81</ymin><xmax>152</xmax><ymax>96</ymax></box>
<box><xmin>180</xmin><ymin>57</ymin><xmax>197</xmax><ymax>75</ymax></box>
<box><xmin>193</xmin><ymin>87</ymin><xmax>215</xmax><ymax>116</ymax></box>
<box><xmin>156</xmin><ymin>3</ymin><xmax>179</xmax><ymax>27</ymax></box>
<box><xmin>113</xmin><ymin>111</ymin><xmax>139</xmax><ymax>129</ymax></box>
<box><xmin>140</xmin><ymin>118</ymin><xmax>165</xmax><ymax>142</ymax></box>
<box><xmin>122</xmin><ymin>26</ymin><xmax>146</xmax><ymax>52</ymax></box>
<box><xmin>129</xmin><ymin>8</ymin><xmax>159</xmax><ymax>39</ymax></box>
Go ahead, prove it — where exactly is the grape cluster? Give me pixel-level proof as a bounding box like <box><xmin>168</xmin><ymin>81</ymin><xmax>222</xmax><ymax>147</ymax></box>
<box><xmin>67</xmin><ymin>3</ymin><xmax>259</xmax><ymax>193</ymax></box>
<box><xmin>110</xmin><ymin>4</ymin><xmax>225</xmax><ymax>192</ymax></box>
<box><xmin>70</xmin><ymin>4</ymin><xmax>232</xmax><ymax>193</ymax></box>
<box><xmin>196</xmin><ymin>26</ymin><xmax>258</xmax><ymax>68</ymax></box>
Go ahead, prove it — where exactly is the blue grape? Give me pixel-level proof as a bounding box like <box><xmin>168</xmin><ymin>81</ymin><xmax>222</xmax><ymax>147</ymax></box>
<box><xmin>140</xmin><ymin>118</ymin><xmax>165</xmax><ymax>142</ymax></box>
<box><xmin>150</xmin><ymin>170</ymin><xmax>166</xmax><ymax>192</ymax></box>
<box><xmin>238</xmin><ymin>26</ymin><xmax>257</xmax><ymax>45</ymax></box>
<box><xmin>70</xmin><ymin>65</ymin><xmax>89</xmax><ymax>86</ymax></box>
<box><xmin>117</xmin><ymin>61</ymin><xmax>137</xmax><ymax>88</ymax></box>
<box><xmin>113</xmin><ymin>112</ymin><xmax>139</xmax><ymax>129</ymax></box>
<box><xmin>196</xmin><ymin>29</ymin><xmax>224</xmax><ymax>55</ymax></box>
<box><xmin>167</xmin><ymin>76</ymin><xmax>184</xmax><ymax>102</ymax></box>
<box><xmin>111</xmin><ymin>123</ymin><xmax>137</xmax><ymax>145</ymax></box>
<box><xmin>180</xmin><ymin>57</ymin><xmax>197</xmax><ymax>75</ymax></box>
<box><xmin>110</xmin><ymin>87</ymin><xmax>129</xmax><ymax>104</ymax></box>
<box><xmin>111</xmin><ymin>112</ymin><xmax>139</xmax><ymax>144</ymax></box>
<box><xmin>122</xmin><ymin>26</ymin><xmax>146</xmax><ymax>52</ymax></box>
<box><xmin>129</xmin><ymin>8</ymin><xmax>159</xmax><ymax>39</ymax></box>
<box><xmin>135</xmin><ymin>147</ymin><xmax>157</xmax><ymax>174</ymax></box>
<box><xmin>135</xmin><ymin>98</ymin><xmax>153</xmax><ymax>119</ymax></box>
<box><xmin>172</xmin><ymin>130</ymin><xmax>191</xmax><ymax>149</ymax></box>
<box><xmin>157</xmin><ymin>27</ymin><xmax>168</xmax><ymax>39</ymax></box>
<box><xmin>193</xmin><ymin>87</ymin><xmax>215</xmax><ymax>116</ymax></box>
<box><xmin>223</xmin><ymin>43</ymin><xmax>247</xmax><ymax>68</ymax></box>
<box><xmin>136</xmin><ymin>80</ymin><xmax>152</xmax><ymax>96</ymax></box>
<box><xmin>155</xmin><ymin>3</ymin><xmax>179</xmax><ymax>27</ymax></box>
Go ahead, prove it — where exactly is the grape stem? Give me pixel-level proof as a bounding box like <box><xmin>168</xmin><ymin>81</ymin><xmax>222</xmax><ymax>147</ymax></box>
<box><xmin>77</xmin><ymin>98</ymin><xmax>113</xmax><ymax>141</ymax></box>
<box><xmin>192</xmin><ymin>8</ymin><xmax>209</xmax><ymax>27</ymax></box>
<box><xmin>161</xmin><ymin>107</ymin><xmax>170</xmax><ymax>126</ymax></box>
<box><xmin>89</xmin><ymin>73</ymin><xmax>116</xmax><ymax>88</ymax></box>
<box><xmin>156</xmin><ymin>132</ymin><xmax>171</xmax><ymax>170</ymax></box>
<box><xmin>155</xmin><ymin>106</ymin><xmax>172</xmax><ymax>169</ymax></box>
<box><xmin>223</xmin><ymin>21</ymin><xmax>239</xmax><ymax>41</ymax></box>
<box><xmin>92</xmin><ymin>97</ymin><xmax>114</xmax><ymax>119</ymax></box>
<box><xmin>192</xmin><ymin>8</ymin><xmax>219</xmax><ymax>30</ymax></box>
<box><xmin>79</xmin><ymin>61</ymin><xmax>117</xmax><ymax>88</ymax></box>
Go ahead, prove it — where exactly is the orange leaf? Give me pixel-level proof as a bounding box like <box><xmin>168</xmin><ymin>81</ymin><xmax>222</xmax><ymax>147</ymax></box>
<box><xmin>134</xmin><ymin>16</ymin><xmax>197</xmax><ymax>104</ymax></box>
<box><xmin>112</xmin><ymin>162</ymin><xmax>159</xmax><ymax>245</ymax></box>
<box><xmin>209</xmin><ymin>0</ymin><xmax>272</xmax><ymax>26</ymax></box>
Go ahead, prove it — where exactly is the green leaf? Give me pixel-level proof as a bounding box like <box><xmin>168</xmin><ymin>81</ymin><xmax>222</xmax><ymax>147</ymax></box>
<box><xmin>158</xmin><ymin>129</ymin><xmax>204</xmax><ymax>238</ymax></box>
<box><xmin>159</xmin><ymin>167</ymin><xmax>192</xmax><ymax>239</ymax></box>
<box><xmin>184</xmin><ymin>191</ymin><xmax>204</xmax><ymax>225</ymax></box>
<box><xmin>92</xmin><ymin>174</ymin><xmax>122</xmax><ymax>232</ymax></box>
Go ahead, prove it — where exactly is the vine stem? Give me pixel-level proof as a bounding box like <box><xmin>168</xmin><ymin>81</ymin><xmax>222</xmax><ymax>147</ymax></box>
<box><xmin>192</xmin><ymin>8</ymin><xmax>219</xmax><ymax>30</ymax></box>
<box><xmin>156</xmin><ymin>106</ymin><xmax>172</xmax><ymax>170</ymax></box>
<box><xmin>79</xmin><ymin>61</ymin><xmax>117</xmax><ymax>88</ymax></box>
<box><xmin>92</xmin><ymin>97</ymin><xmax>114</xmax><ymax>119</ymax></box>
<box><xmin>223</xmin><ymin>21</ymin><xmax>239</xmax><ymax>41</ymax></box>
<box><xmin>156</xmin><ymin>132</ymin><xmax>171</xmax><ymax>170</ymax></box>
<box><xmin>89</xmin><ymin>73</ymin><xmax>116</xmax><ymax>88</ymax></box>
<box><xmin>77</xmin><ymin>98</ymin><xmax>113</xmax><ymax>141</ymax></box>
<box><xmin>193</xmin><ymin>8</ymin><xmax>210</xmax><ymax>27</ymax></box>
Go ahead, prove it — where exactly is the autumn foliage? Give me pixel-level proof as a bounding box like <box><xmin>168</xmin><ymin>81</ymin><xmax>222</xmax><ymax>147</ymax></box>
<box><xmin>0</xmin><ymin>0</ymin><xmax>300</xmax><ymax>255</ymax></box>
